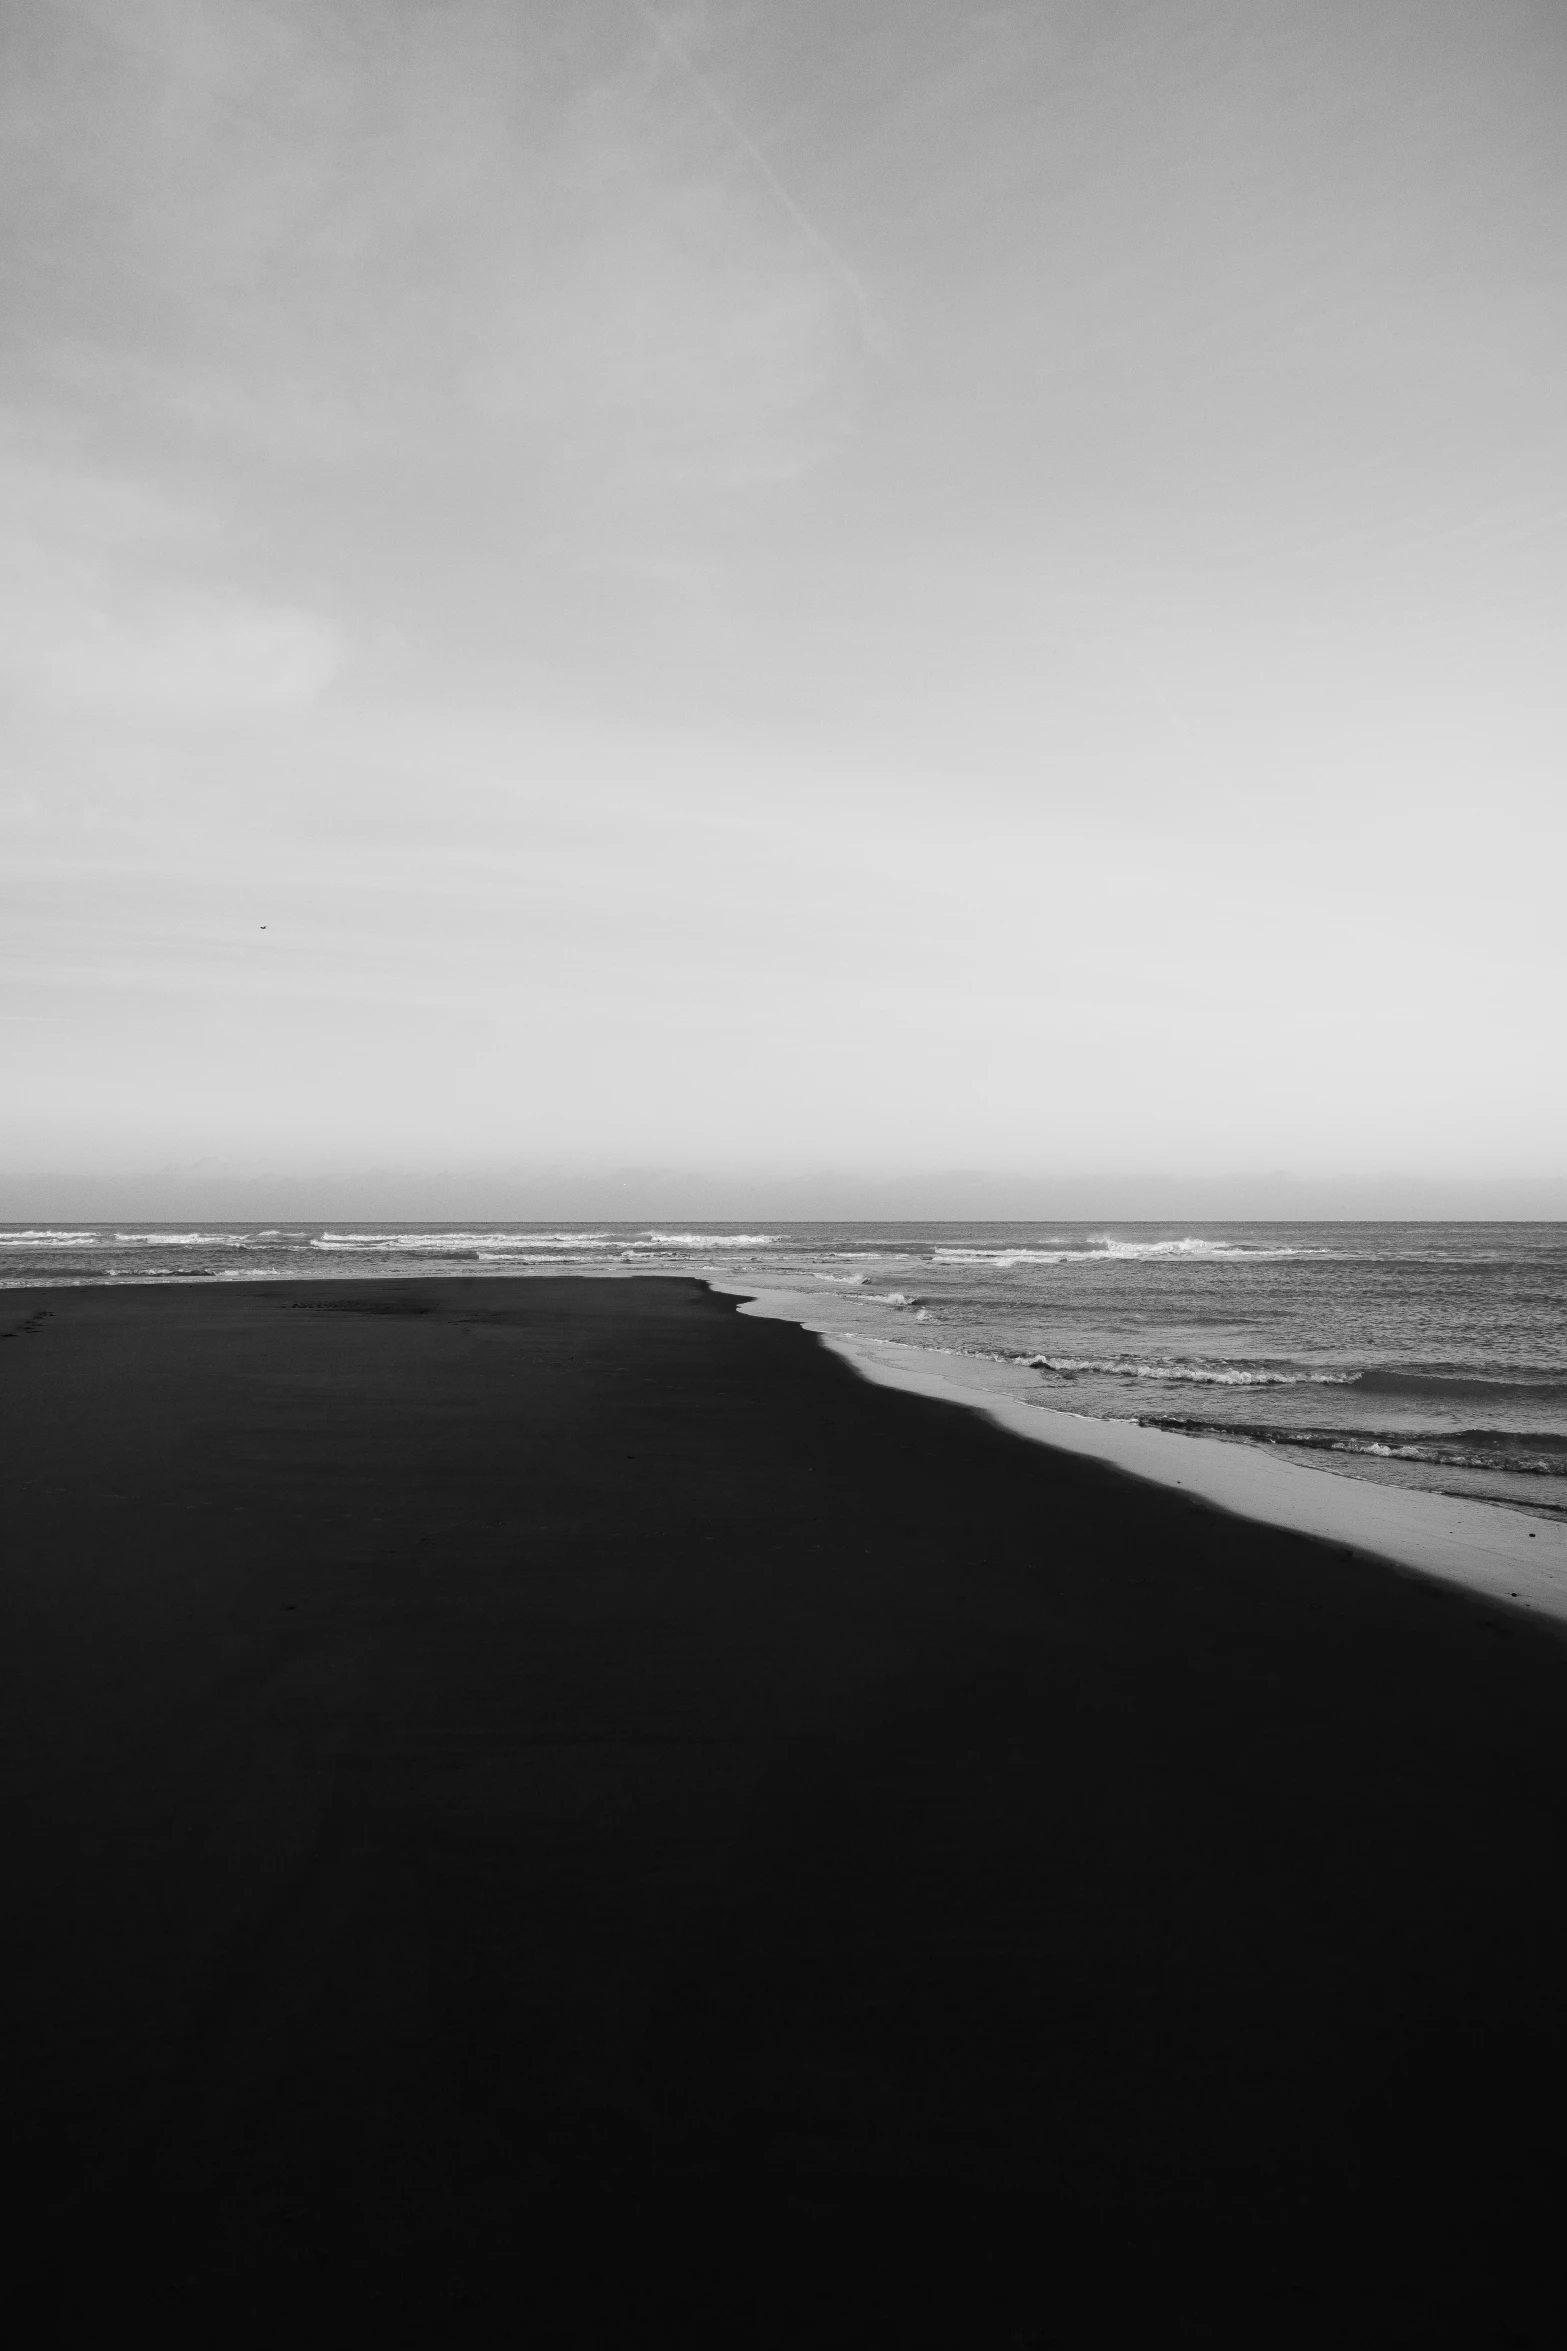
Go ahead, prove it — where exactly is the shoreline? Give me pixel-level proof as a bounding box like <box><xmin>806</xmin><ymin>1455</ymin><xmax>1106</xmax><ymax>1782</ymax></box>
<box><xmin>8</xmin><ymin>1262</ymin><xmax>1565</xmax><ymax>1620</ymax></box>
<box><xmin>720</xmin><ymin>1280</ymin><xmax>1567</xmax><ymax>1626</ymax></box>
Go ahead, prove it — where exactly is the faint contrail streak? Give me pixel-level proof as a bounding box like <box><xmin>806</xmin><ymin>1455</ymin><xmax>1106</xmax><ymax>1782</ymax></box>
<box><xmin>626</xmin><ymin>0</ymin><xmax>874</xmax><ymax>338</ymax></box>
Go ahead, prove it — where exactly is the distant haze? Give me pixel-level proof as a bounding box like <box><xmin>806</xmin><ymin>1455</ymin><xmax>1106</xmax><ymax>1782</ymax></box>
<box><xmin>4</xmin><ymin>2</ymin><xmax>1565</xmax><ymax>1211</ymax></box>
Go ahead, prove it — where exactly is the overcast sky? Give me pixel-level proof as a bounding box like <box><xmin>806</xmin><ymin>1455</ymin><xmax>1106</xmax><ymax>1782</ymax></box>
<box><xmin>4</xmin><ymin>0</ymin><xmax>1565</xmax><ymax>1211</ymax></box>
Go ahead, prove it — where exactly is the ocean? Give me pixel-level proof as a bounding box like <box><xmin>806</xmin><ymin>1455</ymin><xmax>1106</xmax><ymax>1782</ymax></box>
<box><xmin>4</xmin><ymin>1220</ymin><xmax>1565</xmax><ymax>1523</ymax></box>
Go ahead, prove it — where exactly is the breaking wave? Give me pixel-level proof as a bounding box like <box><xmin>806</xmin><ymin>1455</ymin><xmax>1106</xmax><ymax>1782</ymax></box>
<box><xmin>0</xmin><ymin>1230</ymin><xmax>101</xmax><ymax>1247</ymax></box>
<box><xmin>1018</xmin><ymin>1357</ymin><xmax>1567</xmax><ymax>1401</ymax></box>
<box><xmin>934</xmin><ymin>1236</ymin><xmax>1331</xmax><ymax>1268</ymax></box>
<box><xmin>1141</xmin><ymin>1416</ymin><xmax>1567</xmax><ymax>1477</ymax></box>
<box><xmin>640</xmin><ymin>1232</ymin><xmax>778</xmax><ymax>1248</ymax></box>
<box><xmin>1024</xmin><ymin>1354</ymin><xmax>1352</xmax><ymax>1386</ymax></box>
<box><xmin>313</xmin><ymin>1231</ymin><xmax>615</xmax><ymax>1252</ymax></box>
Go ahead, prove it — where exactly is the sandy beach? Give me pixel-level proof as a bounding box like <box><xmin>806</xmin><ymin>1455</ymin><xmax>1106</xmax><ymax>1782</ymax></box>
<box><xmin>5</xmin><ymin>1275</ymin><xmax>1567</xmax><ymax>2344</ymax></box>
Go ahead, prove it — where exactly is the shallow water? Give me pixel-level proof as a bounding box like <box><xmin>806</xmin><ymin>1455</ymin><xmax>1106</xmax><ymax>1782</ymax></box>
<box><xmin>5</xmin><ymin>1219</ymin><xmax>1564</xmax><ymax>1519</ymax></box>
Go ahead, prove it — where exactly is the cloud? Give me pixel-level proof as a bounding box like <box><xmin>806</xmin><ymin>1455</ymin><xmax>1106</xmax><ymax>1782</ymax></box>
<box><xmin>1</xmin><ymin>1</ymin><xmax>870</xmax><ymax>501</ymax></box>
<box><xmin>5</xmin><ymin>579</ymin><xmax>341</xmax><ymax>720</ymax></box>
<box><xmin>457</xmin><ymin>22</ymin><xmax>870</xmax><ymax>493</ymax></box>
<box><xmin>0</xmin><ymin>443</ymin><xmax>341</xmax><ymax>720</ymax></box>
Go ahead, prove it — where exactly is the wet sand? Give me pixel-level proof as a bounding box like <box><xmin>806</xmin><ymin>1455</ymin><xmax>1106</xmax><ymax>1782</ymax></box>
<box><xmin>4</xmin><ymin>1276</ymin><xmax>1567</xmax><ymax>2344</ymax></box>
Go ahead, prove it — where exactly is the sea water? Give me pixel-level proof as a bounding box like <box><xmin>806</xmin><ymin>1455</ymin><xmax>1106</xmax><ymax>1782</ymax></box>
<box><xmin>4</xmin><ymin>1221</ymin><xmax>1564</xmax><ymax>1522</ymax></box>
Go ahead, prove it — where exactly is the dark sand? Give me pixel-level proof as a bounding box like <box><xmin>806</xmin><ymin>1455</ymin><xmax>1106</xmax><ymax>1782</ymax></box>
<box><xmin>4</xmin><ymin>1277</ymin><xmax>1566</xmax><ymax>2344</ymax></box>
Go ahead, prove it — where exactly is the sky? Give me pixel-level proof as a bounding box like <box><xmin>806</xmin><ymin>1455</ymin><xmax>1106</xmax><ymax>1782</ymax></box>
<box><xmin>4</xmin><ymin>0</ymin><xmax>1566</xmax><ymax>1214</ymax></box>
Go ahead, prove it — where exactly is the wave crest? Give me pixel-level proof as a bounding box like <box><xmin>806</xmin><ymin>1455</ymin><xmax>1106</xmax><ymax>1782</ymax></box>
<box><xmin>934</xmin><ymin>1237</ymin><xmax>1327</xmax><ymax>1268</ymax></box>
<box><xmin>1025</xmin><ymin>1354</ymin><xmax>1351</xmax><ymax>1387</ymax></box>
<box><xmin>640</xmin><ymin>1232</ymin><xmax>777</xmax><ymax>1248</ymax></box>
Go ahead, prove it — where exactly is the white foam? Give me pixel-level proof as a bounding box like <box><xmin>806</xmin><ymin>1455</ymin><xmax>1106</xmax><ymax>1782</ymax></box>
<box><xmin>1025</xmin><ymin>1354</ymin><xmax>1352</xmax><ymax>1386</ymax></box>
<box><xmin>641</xmin><ymin>1232</ymin><xmax>778</xmax><ymax>1248</ymax></box>
<box><xmin>1087</xmin><ymin>1234</ymin><xmax>1288</xmax><ymax>1258</ymax></box>
<box><xmin>312</xmin><ymin>1230</ymin><xmax>615</xmax><ymax>1251</ymax></box>
<box><xmin>933</xmin><ymin>1248</ymin><xmax>1082</xmax><ymax>1266</ymax></box>
<box><xmin>475</xmin><ymin>1251</ymin><xmax>622</xmax><ymax>1265</ymax></box>
<box><xmin>112</xmin><ymin>1231</ymin><xmax>251</xmax><ymax>1246</ymax></box>
<box><xmin>0</xmin><ymin>1229</ymin><xmax>99</xmax><ymax>1246</ymax></box>
<box><xmin>0</xmin><ymin>1228</ymin><xmax>259</xmax><ymax>1249</ymax></box>
<box><xmin>933</xmin><ymin>1237</ymin><xmax>1330</xmax><ymax>1268</ymax></box>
